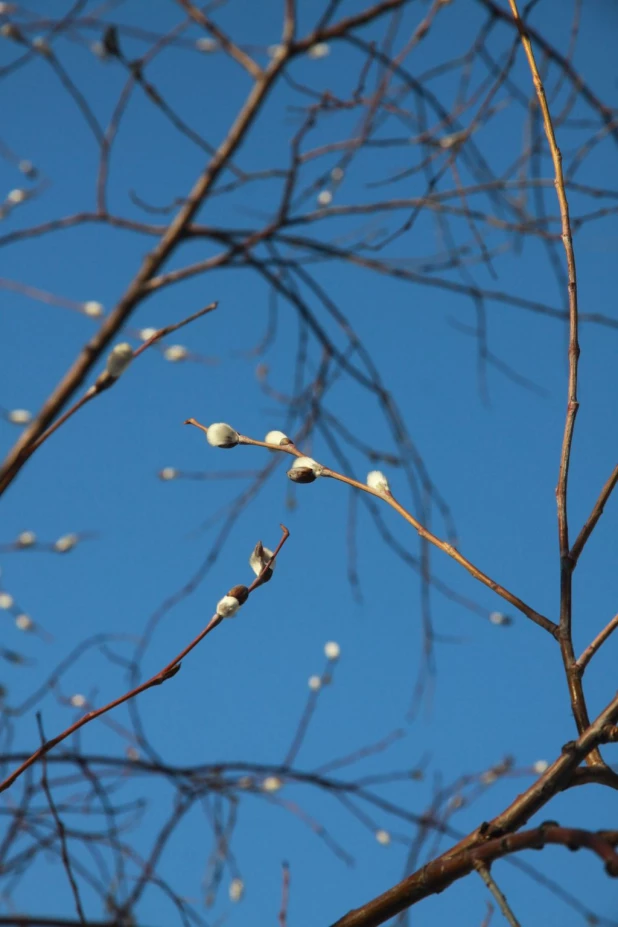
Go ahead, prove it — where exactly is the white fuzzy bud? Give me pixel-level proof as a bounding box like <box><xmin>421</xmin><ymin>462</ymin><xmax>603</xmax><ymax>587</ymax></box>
<box><xmin>83</xmin><ymin>301</ymin><xmax>104</xmax><ymax>318</ymax></box>
<box><xmin>7</xmin><ymin>189</ymin><xmax>26</xmax><ymax>204</ymax></box>
<box><xmin>324</xmin><ymin>641</ymin><xmax>340</xmax><ymax>661</ymax></box>
<box><xmin>90</xmin><ymin>40</ymin><xmax>108</xmax><ymax>59</ymax></box>
<box><xmin>264</xmin><ymin>430</ymin><xmax>290</xmax><ymax>446</ymax></box>
<box><xmin>32</xmin><ymin>36</ymin><xmax>51</xmax><ymax>55</ymax></box>
<box><xmin>54</xmin><ymin>533</ymin><xmax>78</xmax><ymax>553</ymax></box>
<box><xmin>15</xmin><ymin>614</ymin><xmax>32</xmax><ymax>631</ymax></box>
<box><xmin>105</xmin><ymin>343</ymin><xmax>133</xmax><ymax>379</ymax></box>
<box><xmin>367</xmin><ymin>470</ymin><xmax>390</xmax><ymax>493</ymax></box>
<box><xmin>533</xmin><ymin>759</ymin><xmax>549</xmax><ymax>774</ymax></box>
<box><xmin>16</xmin><ymin>531</ymin><xmax>36</xmax><ymax>548</ymax></box>
<box><xmin>489</xmin><ymin>611</ymin><xmax>508</xmax><ymax>626</ymax></box>
<box><xmin>317</xmin><ymin>189</ymin><xmax>332</xmax><ymax>206</ymax></box>
<box><xmin>207</xmin><ymin>422</ymin><xmax>239</xmax><ymax>448</ymax></box>
<box><xmin>287</xmin><ymin>456</ymin><xmax>322</xmax><ymax>483</ymax></box>
<box><xmin>262</xmin><ymin>776</ymin><xmax>282</xmax><ymax>793</ymax></box>
<box><xmin>139</xmin><ymin>327</ymin><xmax>158</xmax><ymax>341</ymax></box>
<box><xmin>308</xmin><ymin>675</ymin><xmax>322</xmax><ymax>691</ymax></box>
<box><xmin>216</xmin><ymin>595</ymin><xmax>240</xmax><ymax>618</ymax></box>
<box><xmin>159</xmin><ymin>467</ymin><xmax>178</xmax><ymax>481</ymax></box>
<box><xmin>8</xmin><ymin>409</ymin><xmax>31</xmax><ymax>424</ymax></box>
<box><xmin>70</xmin><ymin>693</ymin><xmax>86</xmax><ymax>708</ymax></box>
<box><xmin>229</xmin><ymin>878</ymin><xmax>244</xmax><ymax>902</ymax></box>
<box><xmin>249</xmin><ymin>542</ymin><xmax>275</xmax><ymax>577</ymax></box>
<box><xmin>331</xmin><ymin>166</ymin><xmax>344</xmax><ymax>182</ymax></box>
<box><xmin>0</xmin><ymin>593</ymin><xmax>14</xmax><ymax>609</ymax></box>
<box><xmin>308</xmin><ymin>42</ymin><xmax>330</xmax><ymax>59</ymax></box>
<box><xmin>375</xmin><ymin>829</ymin><xmax>391</xmax><ymax>846</ymax></box>
<box><xmin>196</xmin><ymin>37</ymin><xmax>218</xmax><ymax>52</ymax></box>
<box><xmin>164</xmin><ymin>344</ymin><xmax>187</xmax><ymax>362</ymax></box>
<box><xmin>267</xmin><ymin>44</ymin><xmax>285</xmax><ymax>59</ymax></box>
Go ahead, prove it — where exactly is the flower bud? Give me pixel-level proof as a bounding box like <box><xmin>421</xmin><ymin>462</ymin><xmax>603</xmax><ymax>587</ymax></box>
<box><xmin>264</xmin><ymin>430</ymin><xmax>291</xmax><ymax>446</ymax></box>
<box><xmin>207</xmin><ymin>422</ymin><xmax>239</xmax><ymax>448</ymax></box>
<box><xmin>489</xmin><ymin>611</ymin><xmax>511</xmax><ymax>626</ymax></box>
<box><xmin>0</xmin><ymin>593</ymin><xmax>14</xmax><ymax>609</ymax></box>
<box><xmin>308</xmin><ymin>42</ymin><xmax>330</xmax><ymax>59</ymax></box>
<box><xmin>19</xmin><ymin>159</ymin><xmax>35</xmax><ymax>177</ymax></box>
<box><xmin>196</xmin><ymin>36</ymin><xmax>218</xmax><ymax>52</ymax></box>
<box><xmin>70</xmin><ymin>693</ymin><xmax>86</xmax><ymax>708</ymax></box>
<box><xmin>287</xmin><ymin>456</ymin><xmax>322</xmax><ymax>483</ymax></box>
<box><xmin>228</xmin><ymin>584</ymin><xmax>249</xmax><ymax>605</ymax></box>
<box><xmin>16</xmin><ymin>531</ymin><xmax>36</xmax><ymax>548</ymax></box>
<box><xmin>105</xmin><ymin>343</ymin><xmax>133</xmax><ymax>379</ymax></box>
<box><xmin>317</xmin><ymin>189</ymin><xmax>332</xmax><ymax>206</ymax></box>
<box><xmin>375</xmin><ymin>829</ymin><xmax>391</xmax><ymax>846</ymax></box>
<box><xmin>367</xmin><ymin>470</ymin><xmax>390</xmax><ymax>494</ymax></box>
<box><xmin>164</xmin><ymin>344</ymin><xmax>187</xmax><ymax>362</ymax></box>
<box><xmin>324</xmin><ymin>641</ymin><xmax>340</xmax><ymax>661</ymax></box>
<box><xmin>139</xmin><ymin>327</ymin><xmax>158</xmax><ymax>341</ymax></box>
<box><xmin>308</xmin><ymin>675</ymin><xmax>322</xmax><ymax>691</ymax></box>
<box><xmin>262</xmin><ymin>776</ymin><xmax>282</xmax><ymax>792</ymax></box>
<box><xmin>159</xmin><ymin>467</ymin><xmax>178</xmax><ymax>481</ymax></box>
<box><xmin>15</xmin><ymin>614</ymin><xmax>32</xmax><ymax>631</ymax></box>
<box><xmin>83</xmin><ymin>301</ymin><xmax>104</xmax><ymax>318</ymax></box>
<box><xmin>8</xmin><ymin>408</ymin><xmax>31</xmax><ymax>424</ymax></box>
<box><xmin>54</xmin><ymin>534</ymin><xmax>78</xmax><ymax>553</ymax></box>
<box><xmin>331</xmin><ymin>166</ymin><xmax>344</xmax><ymax>182</ymax></box>
<box><xmin>32</xmin><ymin>36</ymin><xmax>51</xmax><ymax>55</ymax></box>
<box><xmin>216</xmin><ymin>595</ymin><xmax>240</xmax><ymax>618</ymax></box>
<box><xmin>7</xmin><ymin>189</ymin><xmax>26</xmax><ymax>204</ymax></box>
<box><xmin>229</xmin><ymin>878</ymin><xmax>244</xmax><ymax>902</ymax></box>
<box><xmin>533</xmin><ymin>759</ymin><xmax>549</xmax><ymax>774</ymax></box>
<box><xmin>249</xmin><ymin>541</ymin><xmax>275</xmax><ymax>579</ymax></box>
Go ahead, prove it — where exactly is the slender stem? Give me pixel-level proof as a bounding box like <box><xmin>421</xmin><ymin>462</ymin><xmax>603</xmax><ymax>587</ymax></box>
<box><xmin>475</xmin><ymin>863</ymin><xmax>521</xmax><ymax>927</ymax></box>
<box><xmin>570</xmin><ymin>464</ymin><xmax>618</xmax><ymax>564</ymax></box>
<box><xmin>577</xmin><ymin>613</ymin><xmax>618</xmax><ymax>673</ymax></box>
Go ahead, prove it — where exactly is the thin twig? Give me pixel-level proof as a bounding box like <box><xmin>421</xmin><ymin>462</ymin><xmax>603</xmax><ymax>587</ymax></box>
<box><xmin>475</xmin><ymin>862</ymin><xmax>521</xmax><ymax>927</ymax></box>
<box><xmin>576</xmin><ymin>613</ymin><xmax>618</xmax><ymax>673</ymax></box>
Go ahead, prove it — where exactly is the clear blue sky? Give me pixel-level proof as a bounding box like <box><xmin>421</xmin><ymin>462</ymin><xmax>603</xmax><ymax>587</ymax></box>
<box><xmin>1</xmin><ymin>1</ymin><xmax>617</xmax><ymax>925</ymax></box>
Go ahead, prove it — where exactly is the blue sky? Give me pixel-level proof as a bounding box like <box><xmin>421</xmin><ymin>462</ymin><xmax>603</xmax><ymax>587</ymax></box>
<box><xmin>1</xmin><ymin>1</ymin><xmax>617</xmax><ymax>925</ymax></box>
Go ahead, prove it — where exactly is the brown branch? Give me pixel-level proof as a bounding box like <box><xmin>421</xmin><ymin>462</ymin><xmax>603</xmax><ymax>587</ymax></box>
<box><xmin>279</xmin><ymin>861</ymin><xmax>291</xmax><ymax>927</ymax></box>
<box><xmin>576</xmin><ymin>613</ymin><xmax>618</xmax><ymax>674</ymax></box>
<box><xmin>36</xmin><ymin>714</ymin><xmax>86</xmax><ymax>925</ymax></box>
<box><xmin>569</xmin><ymin>463</ymin><xmax>618</xmax><ymax>564</ymax></box>
<box><xmin>330</xmin><ymin>824</ymin><xmax>618</xmax><ymax>927</ymax></box>
<box><xmin>0</xmin><ymin>526</ymin><xmax>289</xmax><ymax>795</ymax></box>
<box><xmin>186</xmin><ymin>420</ymin><xmax>556</xmax><ymax>635</ymax></box>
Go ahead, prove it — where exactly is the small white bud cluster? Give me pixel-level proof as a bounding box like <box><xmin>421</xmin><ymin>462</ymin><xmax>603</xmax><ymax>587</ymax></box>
<box><xmin>216</xmin><ymin>584</ymin><xmax>249</xmax><ymax>619</ymax></box>
<box><xmin>367</xmin><ymin>470</ymin><xmax>390</xmax><ymax>494</ymax></box>
<box><xmin>19</xmin><ymin>159</ymin><xmax>35</xmax><ymax>177</ymax></box>
<box><xmin>0</xmin><ymin>22</ymin><xmax>22</xmax><ymax>41</ymax></box>
<box><xmin>7</xmin><ymin>409</ymin><xmax>32</xmax><ymax>424</ymax></box>
<box><xmin>159</xmin><ymin>467</ymin><xmax>178</xmax><ymax>481</ymax></box>
<box><xmin>164</xmin><ymin>344</ymin><xmax>187</xmax><ymax>362</ymax></box>
<box><xmin>533</xmin><ymin>759</ymin><xmax>549</xmax><ymax>774</ymax></box>
<box><xmin>308</xmin><ymin>675</ymin><xmax>322</xmax><ymax>691</ymax></box>
<box><xmin>7</xmin><ymin>189</ymin><xmax>26</xmax><ymax>204</ymax></box>
<box><xmin>105</xmin><ymin>343</ymin><xmax>133</xmax><ymax>379</ymax></box>
<box><xmin>32</xmin><ymin>36</ymin><xmax>51</xmax><ymax>55</ymax></box>
<box><xmin>83</xmin><ymin>301</ymin><xmax>104</xmax><ymax>318</ymax></box>
<box><xmin>15</xmin><ymin>614</ymin><xmax>32</xmax><ymax>631</ymax></box>
<box><xmin>287</xmin><ymin>456</ymin><xmax>323</xmax><ymax>484</ymax></box>
<box><xmin>207</xmin><ymin>422</ymin><xmax>239</xmax><ymax>448</ymax></box>
<box><xmin>331</xmin><ymin>166</ymin><xmax>344</xmax><ymax>182</ymax></box>
<box><xmin>489</xmin><ymin>611</ymin><xmax>510</xmax><ymax>626</ymax></box>
<box><xmin>70</xmin><ymin>693</ymin><xmax>86</xmax><ymax>708</ymax></box>
<box><xmin>267</xmin><ymin>44</ymin><xmax>285</xmax><ymax>59</ymax></box>
<box><xmin>308</xmin><ymin>42</ymin><xmax>330</xmax><ymax>59</ymax></box>
<box><xmin>375</xmin><ymin>829</ymin><xmax>391</xmax><ymax>846</ymax></box>
<box><xmin>317</xmin><ymin>189</ymin><xmax>332</xmax><ymax>207</ymax></box>
<box><xmin>324</xmin><ymin>641</ymin><xmax>340</xmax><ymax>661</ymax></box>
<box><xmin>262</xmin><ymin>776</ymin><xmax>282</xmax><ymax>792</ymax></box>
<box><xmin>229</xmin><ymin>878</ymin><xmax>244</xmax><ymax>902</ymax></box>
<box><xmin>140</xmin><ymin>327</ymin><xmax>158</xmax><ymax>341</ymax></box>
<box><xmin>16</xmin><ymin>531</ymin><xmax>36</xmax><ymax>548</ymax></box>
<box><xmin>54</xmin><ymin>533</ymin><xmax>78</xmax><ymax>553</ymax></box>
<box><xmin>90</xmin><ymin>40</ymin><xmax>108</xmax><ymax>60</ymax></box>
<box><xmin>0</xmin><ymin>593</ymin><xmax>14</xmax><ymax>609</ymax></box>
<box><xmin>196</xmin><ymin>37</ymin><xmax>218</xmax><ymax>52</ymax></box>
<box><xmin>249</xmin><ymin>541</ymin><xmax>275</xmax><ymax>579</ymax></box>
<box><xmin>264</xmin><ymin>429</ymin><xmax>291</xmax><ymax>446</ymax></box>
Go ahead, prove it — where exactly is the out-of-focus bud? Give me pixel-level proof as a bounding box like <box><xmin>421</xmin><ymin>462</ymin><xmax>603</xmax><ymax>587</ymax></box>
<box><xmin>206</xmin><ymin>422</ymin><xmax>239</xmax><ymax>448</ymax></box>
<box><xmin>105</xmin><ymin>343</ymin><xmax>133</xmax><ymax>379</ymax></box>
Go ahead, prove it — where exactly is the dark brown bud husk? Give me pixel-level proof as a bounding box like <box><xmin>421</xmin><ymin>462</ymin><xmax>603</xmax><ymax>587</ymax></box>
<box><xmin>287</xmin><ymin>467</ymin><xmax>316</xmax><ymax>484</ymax></box>
<box><xmin>228</xmin><ymin>584</ymin><xmax>249</xmax><ymax>605</ymax></box>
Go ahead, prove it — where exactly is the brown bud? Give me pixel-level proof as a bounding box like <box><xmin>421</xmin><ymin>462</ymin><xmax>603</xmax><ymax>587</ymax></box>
<box><xmin>228</xmin><ymin>584</ymin><xmax>249</xmax><ymax>605</ymax></box>
<box><xmin>287</xmin><ymin>466</ymin><xmax>316</xmax><ymax>484</ymax></box>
